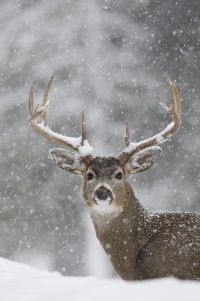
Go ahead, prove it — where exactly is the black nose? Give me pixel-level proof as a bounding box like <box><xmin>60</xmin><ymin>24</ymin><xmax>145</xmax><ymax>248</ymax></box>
<box><xmin>95</xmin><ymin>186</ymin><xmax>112</xmax><ymax>201</ymax></box>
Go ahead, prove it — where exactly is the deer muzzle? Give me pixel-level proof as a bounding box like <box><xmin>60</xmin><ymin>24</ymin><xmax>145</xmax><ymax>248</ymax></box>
<box><xmin>94</xmin><ymin>185</ymin><xmax>113</xmax><ymax>205</ymax></box>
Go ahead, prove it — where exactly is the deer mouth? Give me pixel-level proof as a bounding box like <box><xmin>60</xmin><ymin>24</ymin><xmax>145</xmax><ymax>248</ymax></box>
<box><xmin>94</xmin><ymin>196</ymin><xmax>113</xmax><ymax>206</ymax></box>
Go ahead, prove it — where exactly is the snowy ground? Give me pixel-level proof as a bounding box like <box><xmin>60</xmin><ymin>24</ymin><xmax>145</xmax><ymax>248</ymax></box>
<box><xmin>0</xmin><ymin>257</ymin><xmax>199</xmax><ymax>301</ymax></box>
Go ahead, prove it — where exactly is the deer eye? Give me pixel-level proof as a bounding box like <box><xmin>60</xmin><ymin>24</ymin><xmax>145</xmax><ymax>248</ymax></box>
<box><xmin>87</xmin><ymin>172</ymin><xmax>94</xmax><ymax>181</ymax></box>
<box><xmin>115</xmin><ymin>172</ymin><xmax>123</xmax><ymax>180</ymax></box>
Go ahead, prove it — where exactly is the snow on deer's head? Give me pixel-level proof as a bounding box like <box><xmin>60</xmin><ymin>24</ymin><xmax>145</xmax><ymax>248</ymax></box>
<box><xmin>49</xmin><ymin>147</ymin><xmax>161</xmax><ymax>214</ymax></box>
<box><xmin>29</xmin><ymin>76</ymin><xmax>181</xmax><ymax>214</ymax></box>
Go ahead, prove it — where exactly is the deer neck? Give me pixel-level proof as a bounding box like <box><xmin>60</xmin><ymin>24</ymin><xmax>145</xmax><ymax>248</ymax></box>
<box><xmin>89</xmin><ymin>183</ymin><xmax>148</xmax><ymax>279</ymax></box>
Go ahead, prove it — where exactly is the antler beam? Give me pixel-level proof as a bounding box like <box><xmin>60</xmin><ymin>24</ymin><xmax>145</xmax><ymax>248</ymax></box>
<box><xmin>118</xmin><ymin>80</ymin><xmax>181</xmax><ymax>163</ymax></box>
<box><xmin>29</xmin><ymin>76</ymin><xmax>93</xmax><ymax>156</ymax></box>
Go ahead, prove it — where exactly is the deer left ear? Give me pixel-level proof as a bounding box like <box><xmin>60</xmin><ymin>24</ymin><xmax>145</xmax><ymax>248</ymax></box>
<box><xmin>49</xmin><ymin>148</ymin><xmax>86</xmax><ymax>175</ymax></box>
<box><xmin>125</xmin><ymin>146</ymin><xmax>162</xmax><ymax>174</ymax></box>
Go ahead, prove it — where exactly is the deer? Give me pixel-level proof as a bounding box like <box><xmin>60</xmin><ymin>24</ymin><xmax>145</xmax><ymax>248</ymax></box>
<box><xmin>28</xmin><ymin>76</ymin><xmax>200</xmax><ymax>280</ymax></box>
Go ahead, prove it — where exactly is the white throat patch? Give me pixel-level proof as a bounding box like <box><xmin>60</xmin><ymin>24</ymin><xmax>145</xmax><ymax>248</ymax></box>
<box><xmin>88</xmin><ymin>201</ymin><xmax>123</xmax><ymax>232</ymax></box>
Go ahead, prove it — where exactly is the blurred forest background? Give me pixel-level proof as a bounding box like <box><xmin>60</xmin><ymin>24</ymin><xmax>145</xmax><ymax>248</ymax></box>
<box><xmin>0</xmin><ymin>0</ymin><xmax>200</xmax><ymax>277</ymax></box>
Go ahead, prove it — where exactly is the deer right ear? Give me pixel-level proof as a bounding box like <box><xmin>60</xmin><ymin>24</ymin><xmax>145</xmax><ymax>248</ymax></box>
<box><xmin>125</xmin><ymin>146</ymin><xmax>162</xmax><ymax>174</ymax></box>
<box><xmin>49</xmin><ymin>148</ymin><xmax>86</xmax><ymax>175</ymax></box>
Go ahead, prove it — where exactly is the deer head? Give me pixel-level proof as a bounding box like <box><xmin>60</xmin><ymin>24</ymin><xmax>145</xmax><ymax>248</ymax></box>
<box><xmin>29</xmin><ymin>76</ymin><xmax>181</xmax><ymax>215</ymax></box>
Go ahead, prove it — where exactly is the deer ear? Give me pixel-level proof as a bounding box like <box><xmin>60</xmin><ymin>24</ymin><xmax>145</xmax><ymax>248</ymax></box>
<box><xmin>125</xmin><ymin>146</ymin><xmax>162</xmax><ymax>174</ymax></box>
<box><xmin>49</xmin><ymin>148</ymin><xmax>85</xmax><ymax>175</ymax></box>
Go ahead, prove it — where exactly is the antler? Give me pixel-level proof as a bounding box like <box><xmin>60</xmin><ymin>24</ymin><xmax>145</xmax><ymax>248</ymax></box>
<box><xmin>118</xmin><ymin>80</ymin><xmax>181</xmax><ymax>163</ymax></box>
<box><xmin>29</xmin><ymin>75</ymin><xmax>93</xmax><ymax>157</ymax></box>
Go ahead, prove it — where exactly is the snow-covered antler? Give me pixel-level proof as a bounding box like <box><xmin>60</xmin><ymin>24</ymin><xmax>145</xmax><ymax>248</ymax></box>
<box><xmin>29</xmin><ymin>75</ymin><xmax>93</xmax><ymax>157</ymax></box>
<box><xmin>118</xmin><ymin>80</ymin><xmax>181</xmax><ymax>163</ymax></box>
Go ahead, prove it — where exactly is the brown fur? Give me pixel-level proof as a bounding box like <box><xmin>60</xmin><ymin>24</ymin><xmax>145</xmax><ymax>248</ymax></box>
<box><xmin>51</xmin><ymin>152</ymin><xmax>200</xmax><ymax>280</ymax></box>
<box><xmin>84</xmin><ymin>166</ymin><xmax>200</xmax><ymax>280</ymax></box>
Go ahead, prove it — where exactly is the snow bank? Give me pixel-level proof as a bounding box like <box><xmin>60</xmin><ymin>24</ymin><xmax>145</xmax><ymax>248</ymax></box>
<box><xmin>0</xmin><ymin>257</ymin><xmax>199</xmax><ymax>301</ymax></box>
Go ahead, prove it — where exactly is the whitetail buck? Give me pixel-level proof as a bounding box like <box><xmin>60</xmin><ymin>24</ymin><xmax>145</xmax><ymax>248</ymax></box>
<box><xmin>29</xmin><ymin>76</ymin><xmax>200</xmax><ymax>280</ymax></box>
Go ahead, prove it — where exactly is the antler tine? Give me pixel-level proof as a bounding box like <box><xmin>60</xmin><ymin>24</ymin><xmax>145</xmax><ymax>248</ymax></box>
<box><xmin>125</xmin><ymin>120</ymin><xmax>131</xmax><ymax>147</ymax></box>
<box><xmin>167</xmin><ymin>79</ymin><xmax>181</xmax><ymax>131</ymax></box>
<box><xmin>156</xmin><ymin>80</ymin><xmax>181</xmax><ymax>129</ymax></box>
<box><xmin>41</xmin><ymin>75</ymin><xmax>54</xmax><ymax>125</ymax></box>
<box><xmin>29</xmin><ymin>80</ymin><xmax>36</xmax><ymax>117</ymax></box>
<box><xmin>118</xmin><ymin>80</ymin><xmax>181</xmax><ymax>164</ymax></box>
<box><xmin>28</xmin><ymin>77</ymin><xmax>93</xmax><ymax>156</ymax></box>
<box><xmin>42</xmin><ymin>74</ymin><xmax>54</xmax><ymax>107</ymax></box>
<box><xmin>171</xmin><ymin>80</ymin><xmax>181</xmax><ymax>119</ymax></box>
<box><xmin>81</xmin><ymin>111</ymin><xmax>87</xmax><ymax>145</ymax></box>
